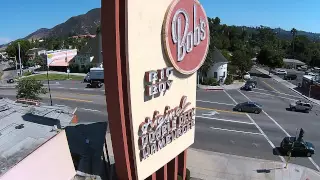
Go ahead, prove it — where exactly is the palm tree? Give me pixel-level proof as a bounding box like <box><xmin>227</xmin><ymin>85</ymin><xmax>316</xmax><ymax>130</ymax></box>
<box><xmin>291</xmin><ymin>28</ymin><xmax>297</xmax><ymax>55</ymax></box>
<box><xmin>96</xmin><ymin>25</ymin><xmax>101</xmax><ymax>34</ymax></box>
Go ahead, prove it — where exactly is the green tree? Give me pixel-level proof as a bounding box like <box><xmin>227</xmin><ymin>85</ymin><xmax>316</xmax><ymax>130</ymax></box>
<box><xmin>230</xmin><ymin>50</ymin><xmax>252</xmax><ymax>76</ymax></box>
<box><xmin>6</xmin><ymin>40</ymin><xmax>31</xmax><ymax>65</ymax></box>
<box><xmin>257</xmin><ymin>47</ymin><xmax>284</xmax><ymax>73</ymax></box>
<box><xmin>96</xmin><ymin>25</ymin><xmax>101</xmax><ymax>34</ymax></box>
<box><xmin>34</xmin><ymin>55</ymin><xmax>46</xmax><ymax>66</ymax></box>
<box><xmin>16</xmin><ymin>78</ymin><xmax>47</xmax><ymax>100</ymax></box>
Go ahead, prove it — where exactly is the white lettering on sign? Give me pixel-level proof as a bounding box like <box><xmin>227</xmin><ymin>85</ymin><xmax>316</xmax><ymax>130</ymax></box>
<box><xmin>145</xmin><ymin>67</ymin><xmax>174</xmax><ymax>96</ymax></box>
<box><xmin>171</xmin><ymin>4</ymin><xmax>207</xmax><ymax>62</ymax></box>
<box><xmin>138</xmin><ymin>96</ymin><xmax>195</xmax><ymax>161</ymax></box>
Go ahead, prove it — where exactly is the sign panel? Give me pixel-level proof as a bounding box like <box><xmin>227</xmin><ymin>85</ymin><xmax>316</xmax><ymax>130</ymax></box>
<box><xmin>163</xmin><ymin>0</ymin><xmax>209</xmax><ymax>75</ymax></box>
<box><xmin>127</xmin><ymin>0</ymin><xmax>209</xmax><ymax>179</ymax></box>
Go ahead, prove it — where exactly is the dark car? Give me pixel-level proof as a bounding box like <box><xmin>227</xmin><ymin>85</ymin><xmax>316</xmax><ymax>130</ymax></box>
<box><xmin>283</xmin><ymin>74</ymin><xmax>297</xmax><ymax>80</ymax></box>
<box><xmin>233</xmin><ymin>101</ymin><xmax>262</xmax><ymax>114</ymax></box>
<box><xmin>280</xmin><ymin>137</ymin><xmax>315</xmax><ymax>157</ymax></box>
<box><xmin>242</xmin><ymin>83</ymin><xmax>253</xmax><ymax>91</ymax></box>
<box><xmin>246</xmin><ymin>80</ymin><xmax>257</xmax><ymax>87</ymax></box>
<box><xmin>7</xmin><ymin>79</ymin><xmax>14</xmax><ymax>83</ymax></box>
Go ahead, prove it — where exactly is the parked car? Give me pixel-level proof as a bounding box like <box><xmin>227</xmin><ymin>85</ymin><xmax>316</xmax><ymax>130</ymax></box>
<box><xmin>243</xmin><ymin>72</ymin><xmax>251</xmax><ymax>80</ymax></box>
<box><xmin>280</xmin><ymin>137</ymin><xmax>315</xmax><ymax>157</ymax></box>
<box><xmin>274</xmin><ymin>69</ymin><xmax>287</xmax><ymax>75</ymax></box>
<box><xmin>289</xmin><ymin>100</ymin><xmax>313</xmax><ymax>113</ymax></box>
<box><xmin>305</xmin><ymin>72</ymin><xmax>316</xmax><ymax>77</ymax></box>
<box><xmin>7</xmin><ymin>79</ymin><xmax>14</xmax><ymax>83</ymax></box>
<box><xmin>233</xmin><ymin>101</ymin><xmax>262</xmax><ymax>114</ymax></box>
<box><xmin>242</xmin><ymin>83</ymin><xmax>253</xmax><ymax>91</ymax></box>
<box><xmin>246</xmin><ymin>80</ymin><xmax>257</xmax><ymax>88</ymax></box>
<box><xmin>283</xmin><ymin>74</ymin><xmax>297</xmax><ymax>80</ymax></box>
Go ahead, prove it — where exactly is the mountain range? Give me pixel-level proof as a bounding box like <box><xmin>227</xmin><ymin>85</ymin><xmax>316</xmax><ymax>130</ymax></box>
<box><xmin>24</xmin><ymin>8</ymin><xmax>101</xmax><ymax>40</ymax></box>
<box><xmin>1</xmin><ymin>8</ymin><xmax>320</xmax><ymax>48</ymax></box>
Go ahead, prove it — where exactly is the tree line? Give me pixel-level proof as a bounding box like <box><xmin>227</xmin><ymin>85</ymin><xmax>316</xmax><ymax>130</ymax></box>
<box><xmin>201</xmin><ymin>17</ymin><xmax>320</xmax><ymax>78</ymax></box>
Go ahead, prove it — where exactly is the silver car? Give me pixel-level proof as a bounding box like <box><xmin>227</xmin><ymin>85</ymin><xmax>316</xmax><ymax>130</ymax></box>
<box><xmin>289</xmin><ymin>100</ymin><xmax>313</xmax><ymax>113</ymax></box>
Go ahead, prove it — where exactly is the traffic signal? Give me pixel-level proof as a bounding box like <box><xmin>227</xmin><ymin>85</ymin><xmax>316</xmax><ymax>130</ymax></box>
<box><xmin>298</xmin><ymin>128</ymin><xmax>304</xmax><ymax>141</ymax></box>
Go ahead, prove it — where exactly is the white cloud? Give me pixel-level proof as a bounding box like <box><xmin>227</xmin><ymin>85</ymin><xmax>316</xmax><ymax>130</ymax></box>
<box><xmin>0</xmin><ymin>37</ymin><xmax>12</xmax><ymax>45</ymax></box>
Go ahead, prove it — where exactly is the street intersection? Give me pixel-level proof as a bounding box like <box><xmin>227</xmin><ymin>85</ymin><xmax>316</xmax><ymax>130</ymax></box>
<box><xmin>1</xmin><ymin>68</ymin><xmax>320</xmax><ymax>171</ymax></box>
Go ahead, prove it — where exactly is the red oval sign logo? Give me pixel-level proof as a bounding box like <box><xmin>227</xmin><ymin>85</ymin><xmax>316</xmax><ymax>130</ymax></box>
<box><xmin>163</xmin><ymin>0</ymin><xmax>210</xmax><ymax>75</ymax></box>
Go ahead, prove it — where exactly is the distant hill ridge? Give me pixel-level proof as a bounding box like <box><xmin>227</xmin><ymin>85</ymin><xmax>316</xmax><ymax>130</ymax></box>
<box><xmin>24</xmin><ymin>8</ymin><xmax>101</xmax><ymax>40</ymax></box>
<box><xmin>2</xmin><ymin>7</ymin><xmax>320</xmax><ymax>47</ymax></box>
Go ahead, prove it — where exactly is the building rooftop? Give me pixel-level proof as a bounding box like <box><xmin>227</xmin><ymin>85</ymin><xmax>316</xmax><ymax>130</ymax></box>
<box><xmin>283</xmin><ymin>58</ymin><xmax>305</xmax><ymax>65</ymax></box>
<box><xmin>212</xmin><ymin>47</ymin><xmax>228</xmax><ymax>63</ymax></box>
<box><xmin>0</xmin><ymin>98</ymin><xmax>76</xmax><ymax>176</ymax></box>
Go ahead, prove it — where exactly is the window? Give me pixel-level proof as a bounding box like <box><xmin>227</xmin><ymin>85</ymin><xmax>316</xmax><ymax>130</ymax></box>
<box><xmin>223</xmin><ymin>71</ymin><xmax>226</xmax><ymax>77</ymax></box>
<box><xmin>214</xmin><ymin>72</ymin><xmax>217</xmax><ymax>78</ymax></box>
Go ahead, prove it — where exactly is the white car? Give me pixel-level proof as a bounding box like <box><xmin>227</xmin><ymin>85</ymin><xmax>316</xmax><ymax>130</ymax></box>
<box><xmin>243</xmin><ymin>72</ymin><xmax>251</xmax><ymax>80</ymax></box>
<box><xmin>307</xmin><ymin>72</ymin><xmax>316</xmax><ymax>77</ymax></box>
<box><xmin>274</xmin><ymin>69</ymin><xmax>287</xmax><ymax>75</ymax></box>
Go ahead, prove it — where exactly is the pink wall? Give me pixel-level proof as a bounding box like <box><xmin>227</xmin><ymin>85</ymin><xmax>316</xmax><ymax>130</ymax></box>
<box><xmin>1</xmin><ymin>131</ymin><xmax>76</xmax><ymax>180</ymax></box>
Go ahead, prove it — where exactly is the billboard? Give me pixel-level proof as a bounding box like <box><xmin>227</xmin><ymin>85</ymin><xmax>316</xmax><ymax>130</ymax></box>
<box><xmin>126</xmin><ymin>0</ymin><xmax>209</xmax><ymax>179</ymax></box>
<box><xmin>46</xmin><ymin>49</ymin><xmax>77</xmax><ymax>66</ymax></box>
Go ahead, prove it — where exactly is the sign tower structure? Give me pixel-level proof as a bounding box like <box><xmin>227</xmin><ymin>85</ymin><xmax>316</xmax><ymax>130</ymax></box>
<box><xmin>102</xmin><ymin>0</ymin><xmax>209</xmax><ymax>179</ymax></box>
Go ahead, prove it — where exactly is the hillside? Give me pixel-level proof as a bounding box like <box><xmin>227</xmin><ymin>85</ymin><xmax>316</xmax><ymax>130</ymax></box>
<box><xmin>25</xmin><ymin>8</ymin><xmax>101</xmax><ymax>40</ymax></box>
<box><xmin>16</xmin><ymin>8</ymin><xmax>320</xmax><ymax>43</ymax></box>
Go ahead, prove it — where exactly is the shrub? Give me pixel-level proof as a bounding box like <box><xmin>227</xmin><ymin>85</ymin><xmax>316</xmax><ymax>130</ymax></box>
<box><xmin>224</xmin><ymin>75</ymin><xmax>234</xmax><ymax>85</ymax></box>
<box><xmin>186</xmin><ymin>168</ymin><xmax>191</xmax><ymax>180</ymax></box>
<box><xmin>177</xmin><ymin>168</ymin><xmax>191</xmax><ymax>180</ymax></box>
<box><xmin>202</xmin><ymin>77</ymin><xmax>219</xmax><ymax>86</ymax></box>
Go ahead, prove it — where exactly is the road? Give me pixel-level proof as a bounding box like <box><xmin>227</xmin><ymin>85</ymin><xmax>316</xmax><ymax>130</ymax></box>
<box><xmin>1</xmin><ymin>68</ymin><xmax>320</xmax><ymax>171</ymax></box>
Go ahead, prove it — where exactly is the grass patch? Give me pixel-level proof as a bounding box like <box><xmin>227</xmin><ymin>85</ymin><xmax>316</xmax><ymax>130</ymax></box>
<box><xmin>0</xmin><ymin>71</ymin><xmax>3</xmax><ymax>80</ymax></box>
<box><xmin>23</xmin><ymin>71</ymin><xmax>32</xmax><ymax>76</ymax></box>
<box><xmin>24</xmin><ymin>74</ymin><xmax>84</xmax><ymax>81</ymax></box>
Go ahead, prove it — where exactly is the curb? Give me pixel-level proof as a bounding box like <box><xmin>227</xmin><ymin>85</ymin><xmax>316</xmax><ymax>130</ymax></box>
<box><xmin>289</xmin><ymin>87</ymin><xmax>320</xmax><ymax>106</ymax></box>
<box><xmin>205</xmin><ymin>88</ymin><xmax>224</xmax><ymax>91</ymax></box>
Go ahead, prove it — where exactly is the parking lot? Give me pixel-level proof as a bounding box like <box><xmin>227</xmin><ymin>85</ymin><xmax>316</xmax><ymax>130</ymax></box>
<box><xmin>194</xmin><ymin>70</ymin><xmax>320</xmax><ymax>171</ymax></box>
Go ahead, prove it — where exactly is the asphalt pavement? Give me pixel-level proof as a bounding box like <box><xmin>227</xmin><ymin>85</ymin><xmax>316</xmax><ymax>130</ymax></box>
<box><xmin>194</xmin><ymin>69</ymin><xmax>320</xmax><ymax>171</ymax></box>
<box><xmin>1</xmin><ymin>69</ymin><xmax>320</xmax><ymax>172</ymax></box>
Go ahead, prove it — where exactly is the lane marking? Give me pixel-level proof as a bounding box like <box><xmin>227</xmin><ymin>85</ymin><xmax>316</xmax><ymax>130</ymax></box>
<box><xmin>210</xmin><ymin>127</ymin><xmax>263</xmax><ymax>136</ymax></box>
<box><xmin>224</xmin><ymin>90</ymin><xmax>286</xmax><ymax>163</ymax></box>
<box><xmin>54</xmin><ymin>97</ymin><xmax>93</xmax><ymax>103</ymax></box>
<box><xmin>262</xmin><ymin>81</ymin><xmax>281</xmax><ymax>93</ymax></box>
<box><xmin>196</xmin><ymin>107</ymin><xmax>244</xmax><ymax>115</ymax></box>
<box><xmin>197</xmin><ymin>116</ymin><xmax>254</xmax><ymax>125</ymax></box>
<box><xmin>197</xmin><ymin>100</ymin><xmax>235</xmax><ymax>106</ymax></box>
<box><xmin>255</xmin><ymin>88</ymin><xmax>300</xmax><ymax>98</ymax></box>
<box><xmin>83</xmin><ymin>89</ymin><xmax>94</xmax><ymax>91</ymax></box>
<box><xmin>69</xmin><ymin>88</ymin><xmax>78</xmax><ymax>90</ymax></box>
<box><xmin>237</xmin><ymin>89</ymin><xmax>320</xmax><ymax>171</ymax></box>
<box><xmin>74</xmin><ymin>93</ymin><xmax>101</xmax><ymax>96</ymax></box>
<box><xmin>80</xmin><ymin>108</ymin><xmax>101</xmax><ymax>112</ymax></box>
<box><xmin>56</xmin><ymin>87</ymin><xmax>65</xmax><ymax>89</ymax></box>
<box><xmin>246</xmin><ymin>91</ymin><xmax>299</xmax><ymax>101</ymax></box>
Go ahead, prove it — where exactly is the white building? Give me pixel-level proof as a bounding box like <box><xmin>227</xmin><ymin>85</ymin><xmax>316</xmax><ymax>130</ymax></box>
<box><xmin>207</xmin><ymin>47</ymin><xmax>229</xmax><ymax>84</ymax></box>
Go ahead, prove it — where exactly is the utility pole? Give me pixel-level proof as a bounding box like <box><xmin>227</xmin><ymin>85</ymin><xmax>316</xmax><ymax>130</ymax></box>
<box><xmin>46</xmin><ymin>60</ymin><xmax>53</xmax><ymax>106</ymax></box>
<box><xmin>18</xmin><ymin>42</ymin><xmax>22</xmax><ymax>76</ymax></box>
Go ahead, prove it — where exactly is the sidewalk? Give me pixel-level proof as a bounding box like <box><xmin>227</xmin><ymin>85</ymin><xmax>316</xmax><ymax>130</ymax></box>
<box><xmin>188</xmin><ymin>148</ymin><xmax>320</xmax><ymax>180</ymax></box>
<box><xmin>104</xmin><ymin>133</ymin><xmax>320</xmax><ymax>180</ymax></box>
<box><xmin>255</xmin><ymin>67</ymin><xmax>320</xmax><ymax>106</ymax></box>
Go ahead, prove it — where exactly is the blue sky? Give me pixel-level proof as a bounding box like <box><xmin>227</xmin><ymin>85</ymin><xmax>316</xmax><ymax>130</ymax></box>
<box><xmin>1</xmin><ymin>0</ymin><xmax>320</xmax><ymax>44</ymax></box>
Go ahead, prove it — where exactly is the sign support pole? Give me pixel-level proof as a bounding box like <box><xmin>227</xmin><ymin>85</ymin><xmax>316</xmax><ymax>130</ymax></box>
<box><xmin>101</xmin><ymin>0</ymin><xmax>135</xmax><ymax>179</ymax></box>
